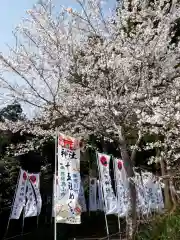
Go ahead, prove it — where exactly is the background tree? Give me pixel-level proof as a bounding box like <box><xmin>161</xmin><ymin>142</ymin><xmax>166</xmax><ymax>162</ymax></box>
<box><xmin>0</xmin><ymin>102</ymin><xmax>25</xmax><ymax>209</ymax></box>
<box><xmin>0</xmin><ymin>0</ymin><xmax>180</xmax><ymax>239</ymax></box>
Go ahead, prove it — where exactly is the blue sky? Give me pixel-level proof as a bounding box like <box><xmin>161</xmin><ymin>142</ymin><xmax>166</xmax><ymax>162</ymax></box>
<box><xmin>0</xmin><ymin>0</ymin><xmax>77</xmax><ymax>52</ymax></box>
<box><xmin>0</xmin><ymin>0</ymin><xmax>34</xmax><ymax>53</ymax></box>
<box><xmin>0</xmin><ymin>0</ymin><xmax>116</xmax><ymax>117</ymax></box>
<box><xmin>0</xmin><ymin>0</ymin><xmax>116</xmax><ymax>52</ymax></box>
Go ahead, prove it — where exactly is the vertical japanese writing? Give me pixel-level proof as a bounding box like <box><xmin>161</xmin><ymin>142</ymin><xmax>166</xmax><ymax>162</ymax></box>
<box><xmin>98</xmin><ymin>153</ymin><xmax>117</xmax><ymax>215</ymax></box>
<box><xmin>25</xmin><ymin>173</ymin><xmax>42</xmax><ymax>218</ymax></box>
<box><xmin>89</xmin><ymin>178</ymin><xmax>97</xmax><ymax>211</ymax></box>
<box><xmin>10</xmin><ymin>169</ymin><xmax>27</xmax><ymax>219</ymax></box>
<box><xmin>57</xmin><ymin>135</ymin><xmax>81</xmax><ymax>224</ymax></box>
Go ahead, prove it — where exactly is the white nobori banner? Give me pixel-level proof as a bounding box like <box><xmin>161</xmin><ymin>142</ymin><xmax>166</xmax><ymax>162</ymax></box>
<box><xmin>97</xmin><ymin>179</ymin><xmax>104</xmax><ymax>211</ymax></box>
<box><xmin>97</xmin><ymin>153</ymin><xmax>117</xmax><ymax>215</ymax></box>
<box><xmin>52</xmin><ymin>174</ymin><xmax>58</xmax><ymax>217</ymax></box>
<box><xmin>10</xmin><ymin>169</ymin><xmax>27</xmax><ymax>219</ymax></box>
<box><xmin>10</xmin><ymin>169</ymin><xmax>42</xmax><ymax>219</ymax></box>
<box><xmin>89</xmin><ymin>178</ymin><xmax>97</xmax><ymax>211</ymax></box>
<box><xmin>78</xmin><ymin>183</ymin><xmax>87</xmax><ymax>212</ymax></box>
<box><xmin>56</xmin><ymin>134</ymin><xmax>81</xmax><ymax>224</ymax></box>
<box><xmin>114</xmin><ymin>159</ymin><xmax>130</xmax><ymax>217</ymax></box>
<box><xmin>141</xmin><ymin>172</ymin><xmax>164</xmax><ymax>213</ymax></box>
<box><xmin>25</xmin><ymin>173</ymin><xmax>42</xmax><ymax>217</ymax></box>
<box><xmin>53</xmin><ymin>176</ymin><xmax>87</xmax><ymax>217</ymax></box>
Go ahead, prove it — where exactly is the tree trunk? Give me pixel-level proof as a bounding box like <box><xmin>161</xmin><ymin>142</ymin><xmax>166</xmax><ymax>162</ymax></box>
<box><xmin>160</xmin><ymin>159</ymin><xmax>172</xmax><ymax>210</ymax></box>
<box><xmin>120</xmin><ymin>143</ymin><xmax>137</xmax><ymax>240</ymax></box>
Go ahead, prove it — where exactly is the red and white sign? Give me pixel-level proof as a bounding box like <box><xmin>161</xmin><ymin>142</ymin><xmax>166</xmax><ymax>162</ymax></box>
<box><xmin>97</xmin><ymin>153</ymin><xmax>117</xmax><ymax>215</ymax></box>
<box><xmin>10</xmin><ymin>169</ymin><xmax>42</xmax><ymax>219</ymax></box>
<box><xmin>25</xmin><ymin>172</ymin><xmax>42</xmax><ymax>217</ymax></box>
<box><xmin>10</xmin><ymin>169</ymin><xmax>27</xmax><ymax>219</ymax></box>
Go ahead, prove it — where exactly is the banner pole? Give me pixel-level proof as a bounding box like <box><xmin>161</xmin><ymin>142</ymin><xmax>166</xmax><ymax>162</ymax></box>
<box><xmin>112</xmin><ymin>157</ymin><xmax>121</xmax><ymax>240</ymax></box>
<box><xmin>3</xmin><ymin>169</ymin><xmax>21</xmax><ymax>239</ymax></box>
<box><xmin>54</xmin><ymin>131</ymin><xmax>58</xmax><ymax>240</ymax></box>
<box><xmin>96</xmin><ymin>152</ymin><xmax>109</xmax><ymax>239</ymax></box>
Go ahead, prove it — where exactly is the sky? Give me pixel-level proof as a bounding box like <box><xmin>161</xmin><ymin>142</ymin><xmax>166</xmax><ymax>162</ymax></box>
<box><xmin>0</xmin><ymin>0</ymin><xmax>80</xmax><ymax>53</ymax></box>
<box><xmin>0</xmin><ymin>0</ymin><xmax>34</xmax><ymax>53</ymax></box>
<box><xmin>0</xmin><ymin>0</ymin><xmax>116</xmax><ymax>117</ymax></box>
<box><xmin>0</xmin><ymin>0</ymin><xmax>116</xmax><ymax>51</ymax></box>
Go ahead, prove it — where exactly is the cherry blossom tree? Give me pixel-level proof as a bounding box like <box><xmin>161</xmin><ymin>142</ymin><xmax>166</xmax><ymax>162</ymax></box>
<box><xmin>0</xmin><ymin>0</ymin><xmax>180</xmax><ymax>238</ymax></box>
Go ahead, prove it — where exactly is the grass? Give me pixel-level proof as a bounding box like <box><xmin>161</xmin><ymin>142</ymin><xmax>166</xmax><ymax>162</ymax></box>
<box><xmin>136</xmin><ymin>210</ymin><xmax>180</xmax><ymax>240</ymax></box>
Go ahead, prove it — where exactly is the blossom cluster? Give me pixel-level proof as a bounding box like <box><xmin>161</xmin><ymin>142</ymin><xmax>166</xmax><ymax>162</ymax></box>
<box><xmin>0</xmin><ymin>0</ymin><xmax>180</xmax><ymax>165</ymax></box>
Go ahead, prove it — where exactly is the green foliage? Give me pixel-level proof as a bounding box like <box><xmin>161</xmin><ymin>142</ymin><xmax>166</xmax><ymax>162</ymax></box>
<box><xmin>0</xmin><ymin>102</ymin><xmax>25</xmax><ymax>208</ymax></box>
<box><xmin>0</xmin><ymin>101</ymin><xmax>24</xmax><ymax>122</ymax></box>
<box><xmin>0</xmin><ymin>156</ymin><xmax>20</xmax><ymax>208</ymax></box>
<box><xmin>137</xmin><ymin>210</ymin><xmax>180</xmax><ymax>240</ymax></box>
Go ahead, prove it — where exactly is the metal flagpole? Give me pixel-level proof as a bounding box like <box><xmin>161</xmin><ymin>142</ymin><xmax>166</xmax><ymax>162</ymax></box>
<box><xmin>54</xmin><ymin>130</ymin><xmax>58</xmax><ymax>240</ymax></box>
<box><xmin>112</xmin><ymin>157</ymin><xmax>121</xmax><ymax>240</ymax></box>
<box><xmin>3</xmin><ymin>169</ymin><xmax>21</xmax><ymax>239</ymax></box>
<box><xmin>96</xmin><ymin>152</ymin><xmax>109</xmax><ymax>240</ymax></box>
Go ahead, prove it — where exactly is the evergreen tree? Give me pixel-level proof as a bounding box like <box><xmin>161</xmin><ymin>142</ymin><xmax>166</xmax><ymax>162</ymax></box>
<box><xmin>0</xmin><ymin>102</ymin><xmax>25</xmax><ymax>209</ymax></box>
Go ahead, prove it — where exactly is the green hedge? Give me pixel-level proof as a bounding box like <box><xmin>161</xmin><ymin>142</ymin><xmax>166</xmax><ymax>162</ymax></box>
<box><xmin>136</xmin><ymin>210</ymin><xmax>180</xmax><ymax>240</ymax></box>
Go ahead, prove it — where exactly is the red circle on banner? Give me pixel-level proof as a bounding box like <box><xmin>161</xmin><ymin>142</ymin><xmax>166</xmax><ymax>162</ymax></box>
<box><xmin>100</xmin><ymin>156</ymin><xmax>108</xmax><ymax>166</ymax></box>
<box><xmin>118</xmin><ymin>160</ymin><xmax>123</xmax><ymax>170</ymax></box>
<box><xmin>23</xmin><ymin>172</ymin><xmax>27</xmax><ymax>180</ymax></box>
<box><xmin>58</xmin><ymin>135</ymin><xmax>64</xmax><ymax>146</ymax></box>
<box><xmin>73</xmin><ymin>139</ymin><xmax>79</xmax><ymax>149</ymax></box>
<box><xmin>75</xmin><ymin>207</ymin><xmax>81</xmax><ymax>214</ymax></box>
<box><xmin>30</xmin><ymin>175</ymin><xmax>36</xmax><ymax>183</ymax></box>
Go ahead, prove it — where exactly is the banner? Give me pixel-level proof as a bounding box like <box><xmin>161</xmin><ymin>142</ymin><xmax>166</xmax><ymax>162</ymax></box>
<box><xmin>56</xmin><ymin>134</ymin><xmax>81</xmax><ymax>224</ymax></box>
<box><xmin>78</xmin><ymin>184</ymin><xmax>87</xmax><ymax>212</ymax></box>
<box><xmin>89</xmin><ymin>178</ymin><xmax>97</xmax><ymax>211</ymax></box>
<box><xmin>134</xmin><ymin>172</ymin><xmax>164</xmax><ymax>214</ymax></box>
<box><xmin>114</xmin><ymin>159</ymin><xmax>130</xmax><ymax>217</ymax></box>
<box><xmin>135</xmin><ymin>172</ymin><xmax>149</xmax><ymax>215</ymax></box>
<box><xmin>97</xmin><ymin>153</ymin><xmax>117</xmax><ymax>215</ymax></box>
<box><xmin>10</xmin><ymin>170</ymin><xmax>42</xmax><ymax>219</ymax></box>
<box><xmin>155</xmin><ymin>180</ymin><xmax>164</xmax><ymax>211</ymax></box>
<box><xmin>97</xmin><ymin>179</ymin><xmax>104</xmax><ymax>211</ymax></box>
<box><xmin>25</xmin><ymin>173</ymin><xmax>42</xmax><ymax>217</ymax></box>
<box><xmin>142</xmin><ymin>173</ymin><xmax>164</xmax><ymax>212</ymax></box>
<box><xmin>52</xmin><ymin>174</ymin><xmax>58</xmax><ymax>217</ymax></box>
<box><xmin>10</xmin><ymin>169</ymin><xmax>27</xmax><ymax>219</ymax></box>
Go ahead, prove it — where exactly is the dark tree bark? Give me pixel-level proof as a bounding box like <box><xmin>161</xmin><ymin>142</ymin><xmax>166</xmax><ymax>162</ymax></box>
<box><xmin>117</xmin><ymin>126</ymin><xmax>137</xmax><ymax>240</ymax></box>
<box><xmin>120</xmin><ymin>143</ymin><xmax>137</xmax><ymax>240</ymax></box>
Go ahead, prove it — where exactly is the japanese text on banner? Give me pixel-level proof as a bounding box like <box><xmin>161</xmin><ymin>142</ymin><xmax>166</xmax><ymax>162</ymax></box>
<box><xmin>56</xmin><ymin>134</ymin><xmax>81</xmax><ymax>224</ymax></box>
<box><xmin>97</xmin><ymin>153</ymin><xmax>117</xmax><ymax>215</ymax></box>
